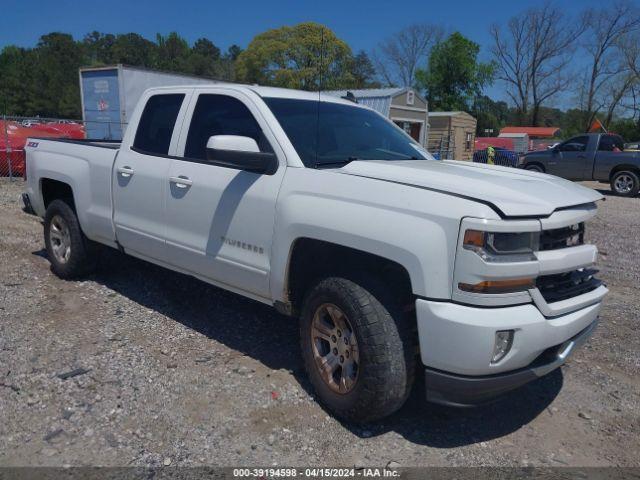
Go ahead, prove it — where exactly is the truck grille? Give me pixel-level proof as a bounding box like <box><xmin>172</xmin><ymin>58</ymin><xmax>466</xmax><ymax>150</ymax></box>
<box><xmin>536</xmin><ymin>268</ymin><xmax>601</xmax><ymax>303</ymax></box>
<box><xmin>539</xmin><ymin>223</ymin><xmax>584</xmax><ymax>251</ymax></box>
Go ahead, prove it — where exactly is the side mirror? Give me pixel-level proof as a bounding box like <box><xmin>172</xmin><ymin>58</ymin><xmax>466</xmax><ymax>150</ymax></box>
<box><xmin>206</xmin><ymin>135</ymin><xmax>277</xmax><ymax>175</ymax></box>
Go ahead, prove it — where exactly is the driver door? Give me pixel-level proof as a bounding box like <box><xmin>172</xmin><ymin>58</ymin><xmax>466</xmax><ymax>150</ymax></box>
<box><xmin>163</xmin><ymin>89</ymin><xmax>286</xmax><ymax>300</ymax></box>
<box><xmin>551</xmin><ymin>135</ymin><xmax>590</xmax><ymax>179</ymax></box>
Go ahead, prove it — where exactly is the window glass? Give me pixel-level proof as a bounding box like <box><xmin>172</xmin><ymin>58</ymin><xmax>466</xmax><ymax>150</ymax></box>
<box><xmin>559</xmin><ymin>136</ymin><xmax>589</xmax><ymax>152</ymax></box>
<box><xmin>184</xmin><ymin>94</ymin><xmax>270</xmax><ymax>160</ymax></box>
<box><xmin>133</xmin><ymin>94</ymin><xmax>185</xmax><ymax>155</ymax></box>
<box><xmin>264</xmin><ymin>98</ymin><xmax>434</xmax><ymax>167</ymax></box>
<box><xmin>598</xmin><ymin>134</ymin><xmax>624</xmax><ymax>151</ymax></box>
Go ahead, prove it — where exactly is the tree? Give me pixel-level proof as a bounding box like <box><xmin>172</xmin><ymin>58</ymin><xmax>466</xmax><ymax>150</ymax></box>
<box><xmin>373</xmin><ymin>24</ymin><xmax>443</xmax><ymax>87</ymax></box>
<box><xmin>83</xmin><ymin>31</ymin><xmax>116</xmax><ymax>65</ymax></box>
<box><xmin>193</xmin><ymin>38</ymin><xmax>221</xmax><ymax>60</ymax></box>
<box><xmin>235</xmin><ymin>23</ymin><xmax>354</xmax><ymax>90</ymax></box>
<box><xmin>156</xmin><ymin>32</ymin><xmax>190</xmax><ymax>72</ymax></box>
<box><xmin>0</xmin><ymin>46</ymin><xmax>35</xmax><ymax>114</ymax></box>
<box><xmin>608</xmin><ymin>117</ymin><xmax>640</xmax><ymax>141</ymax></box>
<box><xmin>30</xmin><ymin>33</ymin><xmax>85</xmax><ymax>117</ymax></box>
<box><xmin>188</xmin><ymin>38</ymin><xmax>221</xmax><ymax>77</ymax></box>
<box><xmin>580</xmin><ymin>1</ymin><xmax>640</xmax><ymax>130</ymax></box>
<box><xmin>111</xmin><ymin>33</ymin><xmax>157</xmax><ymax>67</ymax></box>
<box><xmin>491</xmin><ymin>2</ymin><xmax>585</xmax><ymax>125</ymax></box>
<box><xmin>472</xmin><ymin>95</ymin><xmax>511</xmax><ymax>136</ymax></box>
<box><xmin>416</xmin><ymin>32</ymin><xmax>494</xmax><ymax>112</ymax></box>
<box><xmin>349</xmin><ymin>51</ymin><xmax>379</xmax><ymax>88</ymax></box>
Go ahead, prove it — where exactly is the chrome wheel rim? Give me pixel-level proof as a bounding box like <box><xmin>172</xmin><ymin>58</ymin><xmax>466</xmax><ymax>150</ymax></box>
<box><xmin>311</xmin><ymin>303</ymin><xmax>359</xmax><ymax>394</ymax></box>
<box><xmin>614</xmin><ymin>174</ymin><xmax>634</xmax><ymax>194</ymax></box>
<box><xmin>49</xmin><ymin>215</ymin><xmax>71</xmax><ymax>264</ymax></box>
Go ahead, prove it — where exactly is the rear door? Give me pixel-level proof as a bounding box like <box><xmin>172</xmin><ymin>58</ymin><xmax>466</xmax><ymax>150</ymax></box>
<box><xmin>163</xmin><ymin>88</ymin><xmax>286</xmax><ymax>300</ymax></box>
<box><xmin>112</xmin><ymin>91</ymin><xmax>189</xmax><ymax>260</ymax></box>
<box><xmin>551</xmin><ymin>135</ymin><xmax>591</xmax><ymax>179</ymax></box>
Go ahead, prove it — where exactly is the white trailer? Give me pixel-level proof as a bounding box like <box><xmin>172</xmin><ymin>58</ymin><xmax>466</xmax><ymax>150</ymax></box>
<box><xmin>79</xmin><ymin>65</ymin><xmax>220</xmax><ymax>139</ymax></box>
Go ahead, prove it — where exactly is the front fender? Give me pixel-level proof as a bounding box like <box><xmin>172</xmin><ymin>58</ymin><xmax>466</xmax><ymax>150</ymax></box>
<box><xmin>269</xmin><ymin>168</ymin><xmax>498</xmax><ymax>302</ymax></box>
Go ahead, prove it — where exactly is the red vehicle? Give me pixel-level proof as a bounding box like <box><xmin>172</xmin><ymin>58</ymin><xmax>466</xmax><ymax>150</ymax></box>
<box><xmin>0</xmin><ymin>119</ymin><xmax>85</xmax><ymax>176</ymax></box>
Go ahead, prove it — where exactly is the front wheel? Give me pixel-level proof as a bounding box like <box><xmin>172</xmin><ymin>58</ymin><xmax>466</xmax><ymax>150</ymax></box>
<box><xmin>610</xmin><ymin>170</ymin><xmax>640</xmax><ymax>197</ymax></box>
<box><xmin>300</xmin><ymin>277</ymin><xmax>416</xmax><ymax>423</ymax></box>
<box><xmin>44</xmin><ymin>199</ymin><xmax>96</xmax><ymax>279</ymax></box>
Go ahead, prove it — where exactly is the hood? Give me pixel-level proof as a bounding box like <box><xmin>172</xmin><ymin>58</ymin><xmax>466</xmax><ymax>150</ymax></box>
<box><xmin>336</xmin><ymin>159</ymin><xmax>603</xmax><ymax>217</ymax></box>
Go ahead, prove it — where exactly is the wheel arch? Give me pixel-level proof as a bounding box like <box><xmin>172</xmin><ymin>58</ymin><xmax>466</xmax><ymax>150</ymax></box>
<box><xmin>609</xmin><ymin>164</ymin><xmax>640</xmax><ymax>181</ymax></box>
<box><xmin>281</xmin><ymin>237</ymin><xmax>415</xmax><ymax>316</ymax></box>
<box><xmin>41</xmin><ymin>177</ymin><xmax>76</xmax><ymax>211</ymax></box>
<box><xmin>524</xmin><ymin>161</ymin><xmax>545</xmax><ymax>172</ymax></box>
<box><xmin>38</xmin><ymin>174</ymin><xmax>92</xmax><ymax>237</ymax></box>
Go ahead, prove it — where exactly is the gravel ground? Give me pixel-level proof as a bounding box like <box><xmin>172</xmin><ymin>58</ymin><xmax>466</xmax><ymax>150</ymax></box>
<box><xmin>0</xmin><ymin>178</ymin><xmax>638</xmax><ymax>467</ymax></box>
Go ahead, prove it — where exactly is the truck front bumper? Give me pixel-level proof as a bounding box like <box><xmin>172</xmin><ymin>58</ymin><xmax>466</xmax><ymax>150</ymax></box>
<box><xmin>416</xmin><ymin>297</ymin><xmax>603</xmax><ymax>406</ymax></box>
<box><xmin>424</xmin><ymin>319</ymin><xmax>597</xmax><ymax>406</ymax></box>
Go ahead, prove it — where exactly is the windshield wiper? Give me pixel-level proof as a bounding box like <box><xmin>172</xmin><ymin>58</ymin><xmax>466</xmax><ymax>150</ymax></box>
<box><xmin>313</xmin><ymin>157</ymin><xmax>359</xmax><ymax>169</ymax></box>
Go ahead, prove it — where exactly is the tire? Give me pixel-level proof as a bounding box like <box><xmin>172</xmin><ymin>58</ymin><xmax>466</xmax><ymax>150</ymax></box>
<box><xmin>300</xmin><ymin>277</ymin><xmax>416</xmax><ymax>423</ymax></box>
<box><xmin>610</xmin><ymin>170</ymin><xmax>640</xmax><ymax>197</ymax></box>
<box><xmin>525</xmin><ymin>164</ymin><xmax>544</xmax><ymax>173</ymax></box>
<box><xmin>44</xmin><ymin>199</ymin><xmax>96</xmax><ymax>279</ymax></box>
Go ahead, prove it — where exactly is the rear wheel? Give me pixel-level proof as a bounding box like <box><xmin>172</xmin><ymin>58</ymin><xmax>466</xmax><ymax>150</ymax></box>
<box><xmin>44</xmin><ymin>199</ymin><xmax>96</xmax><ymax>279</ymax></box>
<box><xmin>300</xmin><ymin>277</ymin><xmax>416</xmax><ymax>423</ymax></box>
<box><xmin>610</xmin><ymin>170</ymin><xmax>639</xmax><ymax>197</ymax></box>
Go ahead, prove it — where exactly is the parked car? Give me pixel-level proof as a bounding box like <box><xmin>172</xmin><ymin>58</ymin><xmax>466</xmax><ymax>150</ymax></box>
<box><xmin>23</xmin><ymin>85</ymin><xmax>607</xmax><ymax>421</ymax></box>
<box><xmin>520</xmin><ymin>133</ymin><xmax>640</xmax><ymax>196</ymax></box>
<box><xmin>473</xmin><ymin>147</ymin><xmax>519</xmax><ymax>167</ymax></box>
<box><xmin>624</xmin><ymin>142</ymin><xmax>640</xmax><ymax>152</ymax></box>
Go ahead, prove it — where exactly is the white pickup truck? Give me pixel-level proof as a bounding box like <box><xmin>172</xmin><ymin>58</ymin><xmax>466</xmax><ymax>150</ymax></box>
<box><xmin>23</xmin><ymin>85</ymin><xmax>608</xmax><ymax>422</ymax></box>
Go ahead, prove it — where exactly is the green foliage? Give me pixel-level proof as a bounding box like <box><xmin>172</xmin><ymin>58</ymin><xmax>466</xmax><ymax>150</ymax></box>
<box><xmin>609</xmin><ymin>118</ymin><xmax>640</xmax><ymax>142</ymax></box>
<box><xmin>350</xmin><ymin>51</ymin><xmax>381</xmax><ymax>89</ymax></box>
<box><xmin>416</xmin><ymin>32</ymin><xmax>495</xmax><ymax>112</ymax></box>
<box><xmin>235</xmin><ymin>22</ymin><xmax>363</xmax><ymax>90</ymax></box>
<box><xmin>472</xmin><ymin>95</ymin><xmax>512</xmax><ymax>135</ymax></box>
<box><xmin>0</xmin><ymin>31</ymin><xmax>239</xmax><ymax>117</ymax></box>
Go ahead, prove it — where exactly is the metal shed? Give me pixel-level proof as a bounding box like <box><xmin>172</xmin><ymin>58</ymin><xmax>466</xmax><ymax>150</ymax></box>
<box><xmin>324</xmin><ymin>88</ymin><xmax>429</xmax><ymax>146</ymax></box>
<box><xmin>79</xmin><ymin>65</ymin><xmax>220</xmax><ymax>139</ymax></box>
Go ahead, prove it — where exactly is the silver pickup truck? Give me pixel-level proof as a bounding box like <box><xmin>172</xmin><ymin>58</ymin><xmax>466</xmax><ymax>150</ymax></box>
<box><xmin>520</xmin><ymin>133</ymin><xmax>640</xmax><ymax>196</ymax></box>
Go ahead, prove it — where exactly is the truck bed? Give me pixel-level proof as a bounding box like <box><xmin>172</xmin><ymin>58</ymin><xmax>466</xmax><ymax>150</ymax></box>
<box><xmin>30</xmin><ymin>137</ymin><xmax>121</xmax><ymax>149</ymax></box>
<box><xmin>25</xmin><ymin>136</ymin><xmax>121</xmax><ymax>247</ymax></box>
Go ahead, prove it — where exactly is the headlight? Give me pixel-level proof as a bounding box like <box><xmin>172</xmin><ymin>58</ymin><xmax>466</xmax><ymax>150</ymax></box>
<box><xmin>463</xmin><ymin>229</ymin><xmax>539</xmax><ymax>262</ymax></box>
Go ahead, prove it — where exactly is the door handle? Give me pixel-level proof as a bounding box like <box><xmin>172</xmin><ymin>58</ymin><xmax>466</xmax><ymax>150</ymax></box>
<box><xmin>577</xmin><ymin>155</ymin><xmax>586</xmax><ymax>159</ymax></box>
<box><xmin>170</xmin><ymin>176</ymin><xmax>193</xmax><ymax>188</ymax></box>
<box><xmin>117</xmin><ymin>166</ymin><xmax>134</xmax><ymax>177</ymax></box>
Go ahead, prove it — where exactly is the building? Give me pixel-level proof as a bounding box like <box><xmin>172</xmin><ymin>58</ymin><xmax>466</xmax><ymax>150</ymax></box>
<box><xmin>499</xmin><ymin>126</ymin><xmax>560</xmax><ymax>151</ymax></box>
<box><xmin>428</xmin><ymin>111</ymin><xmax>477</xmax><ymax>161</ymax></box>
<box><xmin>325</xmin><ymin>88</ymin><xmax>429</xmax><ymax>146</ymax></box>
<box><xmin>79</xmin><ymin>65</ymin><xmax>221</xmax><ymax>139</ymax></box>
<box><xmin>496</xmin><ymin>132</ymin><xmax>530</xmax><ymax>154</ymax></box>
<box><xmin>499</xmin><ymin>126</ymin><xmax>560</xmax><ymax>138</ymax></box>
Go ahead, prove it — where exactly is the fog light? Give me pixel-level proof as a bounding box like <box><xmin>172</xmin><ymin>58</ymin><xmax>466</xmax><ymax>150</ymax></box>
<box><xmin>492</xmin><ymin>330</ymin><xmax>514</xmax><ymax>363</ymax></box>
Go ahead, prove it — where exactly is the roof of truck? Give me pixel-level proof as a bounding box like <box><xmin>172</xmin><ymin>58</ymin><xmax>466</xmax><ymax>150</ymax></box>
<box><xmin>143</xmin><ymin>84</ymin><xmax>358</xmax><ymax>105</ymax></box>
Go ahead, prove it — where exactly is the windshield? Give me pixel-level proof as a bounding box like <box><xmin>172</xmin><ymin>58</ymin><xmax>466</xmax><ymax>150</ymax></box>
<box><xmin>263</xmin><ymin>98</ymin><xmax>435</xmax><ymax>167</ymax></box>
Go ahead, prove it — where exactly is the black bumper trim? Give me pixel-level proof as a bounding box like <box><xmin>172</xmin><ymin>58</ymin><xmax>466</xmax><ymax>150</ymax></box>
<box><xmin>425</xmin><ymin>319</ymin><xmax>598</xmax><ymax>407</ymax></box>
